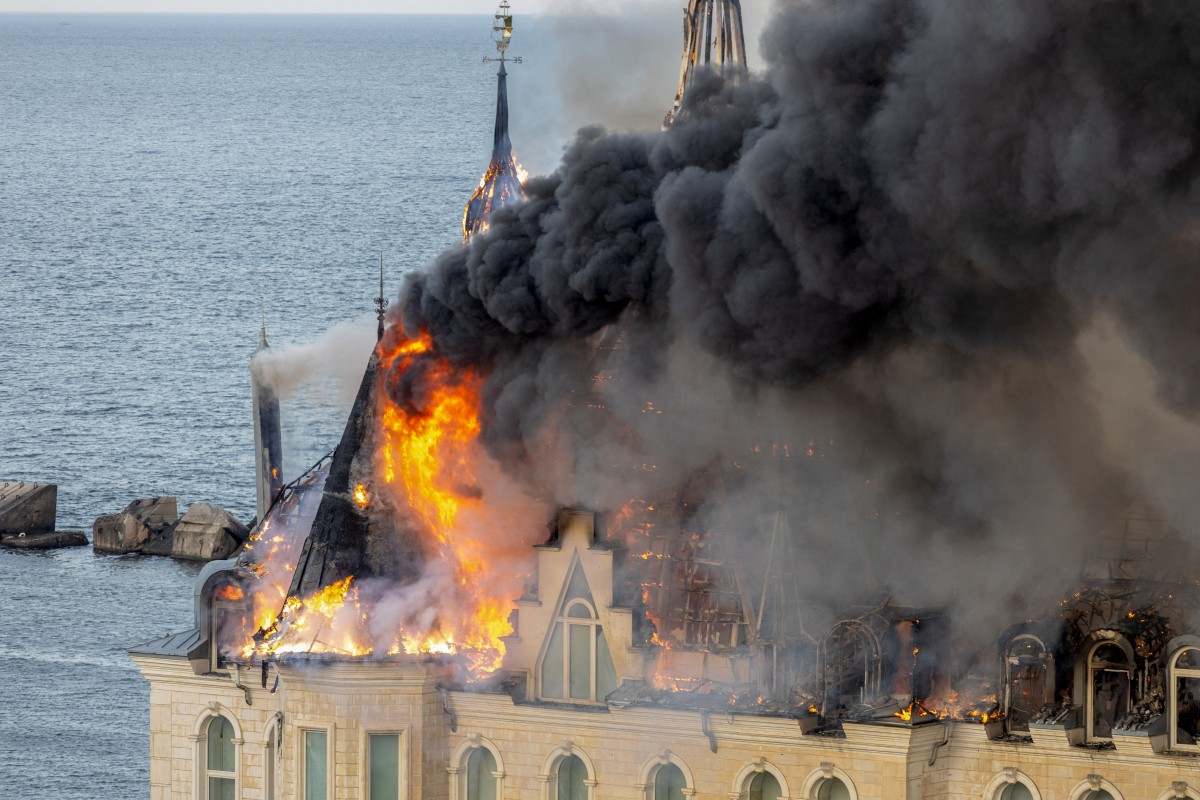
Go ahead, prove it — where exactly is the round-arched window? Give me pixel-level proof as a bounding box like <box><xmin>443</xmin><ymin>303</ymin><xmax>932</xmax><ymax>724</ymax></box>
<box><xmin>653</xmin><ymin>763</ymin><xmax>686</xmax><ymax>800</ymax></box>
<box><xmin>554</xmin><ymin>754</ymin><xmax>588</xmax><ymax>800</ymax></box>
<box><xmin>813</xmin><ymin>777</ymin><xmax>850</xmax><ymax>800</ymax></box>
<box><xmin>1082</xmin><ymin>792</ymin><xmax>1114</xmax><ymax>800</ymax></box>
<box><xmin>999</xmin><ymin>784</ymin><xmax>1034</xmax><ymax>800</ymax></box>
<box><xmin>747</xmin><ymin>771</ymin><xmax>781</xmax><ymax>800</ymax></box>
<box><xmin>205</xmin><ymin>716</ymin><xmax>236</xmax><ymax>800</ymax></box>
<box><xmin>465</xmin><ymin>747</ymin><xmax>497</xmax><ymax>800</ymax></box>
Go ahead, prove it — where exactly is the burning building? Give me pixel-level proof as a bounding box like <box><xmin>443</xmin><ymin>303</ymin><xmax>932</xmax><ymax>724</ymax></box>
<box><xmin>132</xmin><ymin>1</ymin><xmax>1200</xmax><ymax>799</ymax></box>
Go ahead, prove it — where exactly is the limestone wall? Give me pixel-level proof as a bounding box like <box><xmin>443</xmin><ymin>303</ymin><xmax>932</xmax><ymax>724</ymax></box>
<box><xmin>132</xmin><ymin>654</ymin><xmax>1200</xmax><ymax>800</ymax></box>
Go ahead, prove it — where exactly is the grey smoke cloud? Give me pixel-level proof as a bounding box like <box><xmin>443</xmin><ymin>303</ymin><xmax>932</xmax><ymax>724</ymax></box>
<box><xmin>392</xmin><ymin>0</ymin><xmax>1200</xmax><ymax>638</ymax></box>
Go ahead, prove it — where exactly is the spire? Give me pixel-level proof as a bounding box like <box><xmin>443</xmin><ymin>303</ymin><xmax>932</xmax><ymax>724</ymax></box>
<box><xmin>664</xmin><ymin>0</ymin><xmax>749</xmax><ymax>129</ymax></box>
<box><xmin>258</xmin><ymin>314</ymin><xmax>269</xmax><ymax>351</ymax></box>
<box><xmin>462</xmin><ymin>1</ymin><xmax>527</xmax><ymax>241</ymax></box>
<box><xmin>375</xmin><ymin>252</ymin><xmax>389</xmax><ymax>342</ymax></box>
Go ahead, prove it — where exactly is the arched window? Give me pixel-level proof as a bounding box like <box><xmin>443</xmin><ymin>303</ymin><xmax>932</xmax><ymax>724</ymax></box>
<box><xmin>466</xmin><ymin>747</ymin><xmax>498</xmax><ymax>800</ymax></box>
<box><xmin>1087</xmin><ymin>641</ymin><xmax>1132</xmax><ymax>741</ymax></box>
<box><xmin>811</xmin><ymin>777</ymin><xmax>851</xmax><ymax>800</ymax></box>
<box><xmin>821</xmin><ymin>621</ymin><xmax>881</xmax><ymax>715</ymax></box>
<box><xmin>1081</xmin><ymin>792</ymin><xmax>1115</xmax><ymax>800</ymax></box>
<box><xmin>540</xmin><ymin>563</ymin><xmax>617</xmax><ymax>703</ymax></box>
<box><xmin>264</xmin><ymin>717</ymin><xmax>281</xmax><ymax>800</ymax></box>
<box><xmin>1003</xmin><ymin>635</ymin><xmax>1053</xmax><ymax>731</ymax></box>
<box><xmin>1169</xmin><ymin>646</ymin><xmax>1200</xmax><ymax>751</ymax></box>
<box><xmin>999</xmin><ymin>785</ymin><xmax>1034</xmax><ymax>800</ymax></box>
<box><xmin>554</xmin><ymin>754</ymin><xmax>588</xmax><ymax>800</ymax></box>
<box><xmin>747</xmin><ymin>772</ymin><xmax>782</xmax><ymax>800</ymax></box>
<box><xmin>653</xmin><ymin>763</ymin><xmax>686</xmax><ymax>800</ymax></box>
<box><xmin>205</xmin><ymin>716</ymin><xmax>237</xmax><ymax>800</ymax></box>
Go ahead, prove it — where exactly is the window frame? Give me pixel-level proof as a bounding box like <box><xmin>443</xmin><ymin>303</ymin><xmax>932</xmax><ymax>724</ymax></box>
<box><xmin>264</xmin><ymin>715</ymin><xmax>282</xmax><ymax>800</ymax></box>
<box><xmin>448</xmin><ymin>735</ymin><xmax>506</xmax><ymax>800</ymax></box>
<box><xmin>539</xmin><ymin>745</ymin><xmax>596</xmax><ymax>800</ymax></box>
<box><xmin>298</xmin><ymin>723</ymin><xmax>334</xmax><ymax>800</ymax></box>
<box><xmin>363</xmin><ymin>728</ymin><xmax>406</xmax><ymax>800</ymax></box>
<box><xmin>193</xmin><ymin>709</ymin><xmax>241</xmax><ymax>800</ymax></box>
<box><xmin>543</xmin><ymin>597</ymin><xmax>608</xmax><ymax>703</ymax></box>
<box><xmin>1002</xmin><ymin>634</ymin><xmax>1053</xmax><ymax>728</ymax></box>
<box><xmin>1086</xmin><ymin>640</ymin><xmax>1132</xmax><ymax>743</ymax></box>
<box><xmin>637</xmin><ymin>752</ymin><xmax>695</xmax><ymax>800</ymax></box>
<box><xmin>1169</xmin><ymin>646</ymin><xmax>1200</xmax><ymax>752</ymax></box>
<box><xmin>732</xmin><ymin>760</ymin><xmax>791</xmax><ymax>800</ymax></box>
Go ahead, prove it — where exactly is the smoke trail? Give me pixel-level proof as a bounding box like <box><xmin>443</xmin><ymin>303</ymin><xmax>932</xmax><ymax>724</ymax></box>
<box><xmin>393</xmin><ymin>0</ymin><xmax>1200</xmax><ymax>630</ymax></box>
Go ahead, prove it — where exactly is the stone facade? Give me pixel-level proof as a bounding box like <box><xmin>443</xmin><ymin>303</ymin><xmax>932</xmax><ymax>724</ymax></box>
<box><xmin>131</xmin><ymin>511</ymin><xmax>1200</xmax><ymax>800</ymax></box>
<box><xmin>130</xmin><ymin>652</ymin><xmax>1200</xmax><ymax>800</ymax></box>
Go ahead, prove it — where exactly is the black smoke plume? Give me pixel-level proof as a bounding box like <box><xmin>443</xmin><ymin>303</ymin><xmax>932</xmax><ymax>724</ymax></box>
<box><xmin>393</xmin><ymin>0</ymin><xmax>1200</xmax><ymax>641</ymax></box>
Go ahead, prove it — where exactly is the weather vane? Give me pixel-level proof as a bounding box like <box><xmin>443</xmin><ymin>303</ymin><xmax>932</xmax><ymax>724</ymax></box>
<box><xmin>484</xmin><ymin>0</ymin><xmax>523</xmax><ymax>67</ymax></box>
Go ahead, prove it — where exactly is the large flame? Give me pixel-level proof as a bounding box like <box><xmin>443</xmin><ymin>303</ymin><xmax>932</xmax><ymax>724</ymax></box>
<box><xmin>244</xmin><ymin>330</ymin><xmax>543</xmax><ymax>678</ymax></box>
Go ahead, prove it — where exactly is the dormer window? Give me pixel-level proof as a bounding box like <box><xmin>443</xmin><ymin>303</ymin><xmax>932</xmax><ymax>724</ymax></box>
<box><xmin>1087</xmin><ymin>641</ymin><xmax>1131</xmax><ymax>741</ymax></box>
<box><xmin>1003</xmin><ymin>634</ymin><xmax>1053</xmax><ymax>731</ymax></box>
<box><xmin>1169</xmin><ymin>646</ymin><xmax>1200</xmax><ymax>751</ymax></box>
<box><xmin>539</xmin><ymin>561</ymin><xmax>617</xmax><ymax>702</ymax></box>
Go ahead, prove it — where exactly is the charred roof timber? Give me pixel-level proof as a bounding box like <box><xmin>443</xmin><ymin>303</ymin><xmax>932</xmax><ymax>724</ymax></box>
<box><xmin>664</xmin><ymin>0</ymin><xmax>749</xmax><ymax>129</ymax></box>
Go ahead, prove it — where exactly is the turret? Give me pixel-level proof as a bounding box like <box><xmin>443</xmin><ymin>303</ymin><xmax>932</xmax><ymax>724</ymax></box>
<box><xmin>462</xmin><ymin>0</ymin><xmax>526</xmax><ymax>240</ymax></box>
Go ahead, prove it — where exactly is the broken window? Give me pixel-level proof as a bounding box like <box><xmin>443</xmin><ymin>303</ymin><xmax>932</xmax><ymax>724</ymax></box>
<box><xmin>1170</xmin><ymin>646</ymin><xmax>1200</xmax><ymax>750</ymax></box>
<box><xmin>1087</xmin><ymin>642</ymin><xmax>1131</xmax><ymax>741</ymax></box>
<box><xmin>1003</xmin><ymin>634</ymin><xmax>1052</xmax><ymax>731</ymax></box>
<box><xmin>539</xmin><ymin>564</ymin><xmax>617</xmax><ymax>702</ymax></box>
<box><xmin>822</xmin><ymin>621</ymin><xmax>881</xmax><ymax>714</ymax></box>
<box><xmin>205</xmin><ymin>716</ymin><xmax>236</xmax><ymax>800</ymax></box>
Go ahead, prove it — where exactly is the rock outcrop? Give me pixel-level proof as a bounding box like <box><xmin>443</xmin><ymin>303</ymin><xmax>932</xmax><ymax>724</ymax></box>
<box><xmin>0</xmin><ymin>481</ymin><xmax>57</xmax><ymax>536</ymax></box>
<box><xmin>93</xmin><ymin>497</ymin><xmax>178</xmax><ymax>554</ymax></box>
<box><xmin>169</xmin><ymin>502</ymin><xmax>248</xmax><ymax>561</ymax></box>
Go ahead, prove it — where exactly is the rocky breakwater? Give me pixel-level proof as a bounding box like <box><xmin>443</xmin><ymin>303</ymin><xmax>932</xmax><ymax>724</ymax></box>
<box><xmin>0</xmin><ymin>481</ymin><xmax>88</xmax><ymax>549</ymax></box>
<box><xmin>93</xmin><ymin>497</ymin><xmax>249</xmax><ymax>561</ymax></box>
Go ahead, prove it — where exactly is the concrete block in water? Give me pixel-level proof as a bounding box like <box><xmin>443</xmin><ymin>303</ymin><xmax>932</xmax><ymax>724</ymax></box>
<box><xmin>0</xmin><ymin>530</ymin><xmax>88</xmax><ymax>549</ymax></box>
<box><xmin>93</xmin><ymin>497</ymin><xmax>178</xmax><ymax>554</ymax></box>
<box><xmin>0</xmin><ymin>481</ymin><xmax>57</xmax><ymax>536</ymax></box>
<box><xmin>169</xmin><ymin>502</ymin><xmax>248</xmax><ymax>561</ymax></box>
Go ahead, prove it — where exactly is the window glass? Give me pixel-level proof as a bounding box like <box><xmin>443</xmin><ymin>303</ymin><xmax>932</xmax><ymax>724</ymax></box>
<box><xmin>265</xmin><ymin>734</ymin><xmax>276</xmax><ymax>800</ymax></box>
<box><xmin>1083</xmin><ymin>792</ymin><xmax>1114</xmax><ymax>800</ymax></box>
<box><xmin>466</xmin><ymin>747</ymin><xmax>497</xmax><ymax>800</ymax></box>
<box><xmin>542</xmin><ymin>622</ymin><xmax>564</xmax><ymax>698</ymax></box>
<box><xmin>747</xmin><ymin>771</ymin><xmax>781</xmax><ymax>800</ymax></box>
<box><xmin>596</xmin><ymin>627</ymin><xmax>617</xmax><ymax>699</ymax></box>
<box><xmin>557</xmin><ymin>754</ymin><xmax>587</xmax><ymax>800</ymax></box>
<box><xmin>653</xmin><ymin>763</ymin><xmax>686</xmax><ymax>800</ymax></box>
<box><xmin>567</xmin><ymin>603</ymin><xmax>592</xmax><ymax>619</ymax></box>
<box><xmin>1177</xmin><ymin>676</ymin><xmax>1200</xmax><ymax>745</ymax></box>
<box><xmin>999</xmin><ymin>784</ymin><xmax>1033</xmax><ymax>800</ymax></box>
<box><xmin>207</xmin><ymin>717</ymin><xmax>235</xmax><ymax>772</ymax></box>
<box><xmin>815</xmin><ymin>777</ymin><xmax>850</xmax><ymax>800</ymax></box>
<box><xmin>369</xmin><ymin>733</ymin><xmax>400</xmax><ymax>800</ymax></box>
<box><xmin>1179</xmin><ymin>648</ymin><xmax>1200</xmax><ymax>669</ymax></box>
<box><xmin>209</xmin><ymin>777</ymin><xmax>235</xmax><ymax>800</ymax></box>
<box><xmin>304</xmin><ymin>729</ymin><xmax>328</xmax><ymax>800</ymax></box>
<box><xmin>569</xmin><ymin>624</ymin><xmax>592</xmax><ymax>700</ymax></box>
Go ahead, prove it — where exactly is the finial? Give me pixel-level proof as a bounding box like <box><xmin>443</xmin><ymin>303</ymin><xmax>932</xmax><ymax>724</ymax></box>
<box><xmin>484</xmin><ymin>0</ymin><xmax>523</xmax><ymax>68</ymax></box>
<box><xmin>375</xmin><ymin>252</ymin><xmax>389</xmax><ymax>342</ymax></box>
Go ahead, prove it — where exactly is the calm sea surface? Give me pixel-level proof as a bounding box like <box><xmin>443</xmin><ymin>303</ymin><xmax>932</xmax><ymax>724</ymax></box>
<box><xmin>0</xmin><ymin>13</ymin><xmax>551</xmax><ymax>797</ymax></box>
